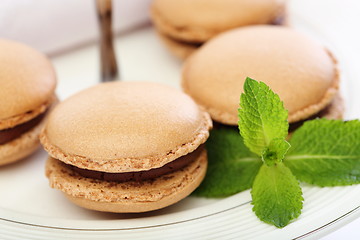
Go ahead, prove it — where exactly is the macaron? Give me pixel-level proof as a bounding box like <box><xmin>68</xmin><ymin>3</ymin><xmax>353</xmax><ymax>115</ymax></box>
<box><xmin>0</xmin><ymin>39</ymin><xmax>57</xmax><ymax>166</ymax></box>
<box><xmin>182</xmin><ymin>26</ymin><xmax>341</xmax><ymax>127</ymax></box>
<box><xmin>41</xmin><ymin>81</ymin><xmax>212</xmax><ymax>213</ymax></box>
<box><xmin>151</xmin><ymin>0</ymin><xmax>287</xmax><ymax>59</ymax></box>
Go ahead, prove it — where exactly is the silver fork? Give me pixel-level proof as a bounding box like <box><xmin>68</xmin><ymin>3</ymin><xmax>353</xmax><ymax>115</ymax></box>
<box><xmin>95</xmin><ymin>0</ymin><xmax>119</xmax><ymax>82</ymax></box>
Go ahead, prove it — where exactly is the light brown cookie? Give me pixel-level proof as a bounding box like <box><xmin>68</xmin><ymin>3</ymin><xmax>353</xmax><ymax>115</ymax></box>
<box><xmin>151</xmin><ymin>0</ymin><xmax>286</xmax><ymax>43</ymax></box>
<box><xmin>0</xmin><ymin>39</ymin><xmax>57</xmax><ymax>166</ymax></box>
<box><xmin>41</xmin><ymin>81</ymin><xmax>212</xmax><ymax>213</ymax></box>
<box><xmin>151</xmin><ymin>0</ymin><xmax>287</xmax><ymax>60</ymax></box>
<box><xmin>182</xmin><ymin>26</ymin><xmax>340</xmax><ymax>125</ymax></box>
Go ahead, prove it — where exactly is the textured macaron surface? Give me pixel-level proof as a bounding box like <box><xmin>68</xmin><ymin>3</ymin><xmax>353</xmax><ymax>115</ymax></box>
<box><xmin>0</xmin><ymin>39</ymin><xmax>56</xmax><ymax>120</ymax></box>
<box><xmin>151</xmin><ymin>0</ymin><xmax>285</xmax><ymax>42</ymax></box>
<box><xmin>42</xmin><ymin>81</ymin><xmax>211</xmax><ymax>172</ymax></box>
<box><xmin>183</xmin><ymin>26</ymin><xmax>339</xmax><ymax>125</ymax></box>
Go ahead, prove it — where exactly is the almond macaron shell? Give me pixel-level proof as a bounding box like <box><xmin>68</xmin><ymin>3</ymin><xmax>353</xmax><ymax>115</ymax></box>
<box><xmin>41</xmin><ymin>81</ymin><xmax>212</xmax><ymax>172</ymax></box>
<box><xmin>41</xmin><ymin>81</ymin><xmax>211</xmax><ymax>213</ymax></box>
<box><xmin>0</xmin><ymin>39</ymin><xmax>56</xmax><ymax>129</ymax></box>
<box><xmin>0</xmin><ymin>39</ymin><xmax>57</xmax><ymax>166</ymax></box>
<box><xmin>182</xmin><ymin>26</ymin><xmax>339</xmax><ymax>125</ymax></box>
<box><xmin>151</xmin><ymin>0</ymin><xmax>286</xmax><ymax>43</ymax></box>
<box><xmin>320</xmin><ymin>94</ymin><xmax>344</xmax><ymax>120</ymax></box>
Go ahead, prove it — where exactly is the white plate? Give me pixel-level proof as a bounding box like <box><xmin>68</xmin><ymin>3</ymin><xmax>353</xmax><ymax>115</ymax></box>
<box><xmin>1</xmin><ymin>8</ymin><xmax>360</xmax><ymax>240</ymax></box>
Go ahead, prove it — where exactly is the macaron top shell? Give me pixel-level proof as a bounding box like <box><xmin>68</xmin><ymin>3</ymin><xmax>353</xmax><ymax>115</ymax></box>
<box><xmin>0</xmin><ymin>39</ymin><xmax>56</xmax><ymax>125</ymax></box>
<box><xmin>182</xmin><ymin>26</ymin><xmax>339</xmax><ymax>125</ymax></box>
<box><xmin>151</xmin><ymin>0</ymin><xmax>285</xmax><ymax>42</ymax></box>
<box><xmin>41</xmin><ymin>82</ymin><xmax>211</xmax><ymax>172</ymax></box>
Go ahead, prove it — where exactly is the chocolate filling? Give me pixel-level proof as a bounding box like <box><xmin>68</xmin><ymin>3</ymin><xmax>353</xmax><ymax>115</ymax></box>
<box><xmin>168</xmin><ymin>37</ymin><xmax>203</xmax><ymax>48</ymax></box>
<box><xmin>0</xmin><ymin>111</ymin><xmax>47</xmax><ymax>145</ymax></box>
<box><xmin>70</xmin><ymin>145</ymin><xmax>204</xmax><ymax>182</ymax></box>
<box><xmin>270</xmin><ymin>14</ymin><xmax>285</xmax><ymax>26</ymax></box>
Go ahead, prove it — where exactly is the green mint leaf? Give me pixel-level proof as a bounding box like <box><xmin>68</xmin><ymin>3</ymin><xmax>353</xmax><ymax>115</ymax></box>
<box><xmin>193</xmin><ymin>128</ymin><xmax>262</xmax><ymax>197</ymax></box>
<box><xmin>251</xmin><ymin>162</ymin><xmax>303</xmax><ymax>228</ymax></box>
<box><xmin>238</xmin><ymin>77</ymin><xmax>288</xmax><ymax>156</ymax></box>
<box><xmin>262</xmin><ymin>138</ymin><xmax>291</xmax><ymax>166</ymax></box>
<box><xmin>285</xmin><ymin>119</ymin><xmax>360</xmax><ymax>186</ymax></box>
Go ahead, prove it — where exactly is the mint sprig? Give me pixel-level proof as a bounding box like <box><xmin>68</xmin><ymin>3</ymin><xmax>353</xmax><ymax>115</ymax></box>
<box><xmin>193</xmin><ymin>128</ymin><xmax>262</xmax><ymax>197</ymax></box>
<box><xmin>196</xmin><ymin>77</ymin><xmax>360</xmax><ymax>228</ymax></box>
<box><xmin>239</xmin><ymin>79</ymin><xmax>289</xmax><ymax>157</ymax></box>
<box><xmin>252</xmin><ymin>163</ymin><xmax>303</xmax><ymax>228</ymax></box>
<box><xmin>286</xmin><ymin>119</ymin><xmax>360</xmax><ymax>186</ymax></box>
<box><xmin>239</xmin><ymin>78</ymin><xmax>302</xmax><ymax>227</ymax></box>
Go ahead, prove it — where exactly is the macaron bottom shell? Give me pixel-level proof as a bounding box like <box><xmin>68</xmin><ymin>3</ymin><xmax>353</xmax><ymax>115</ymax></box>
<box><xmin>157</xmin><ymin>32</ymin><xmax>199</xmax><ymax>59</ymax></box>
<box><xmin>312</xmin><ymin>93</ymin><xmax>344</xmax><ymax>120</ymax></box>
<box><xmin>45</xmin><ymin>149</ymin><xmax>207</xmax><ymax>213</ymax></box>
<box><xmin>0</xmin><ymin>122</ymin><xmax>43</xmax><ymax>166</ymax></box>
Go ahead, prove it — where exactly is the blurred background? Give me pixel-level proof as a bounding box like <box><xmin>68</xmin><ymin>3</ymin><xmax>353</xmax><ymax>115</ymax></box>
<box><xmin>0</xmin><ymin>0</ymin><xmax>358</xmax><ymax>58</ymax></box>
<box><xmin>0</xmin><ymin>0</ymin><xmax>151</xmax><ymax>55</ymax></box>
